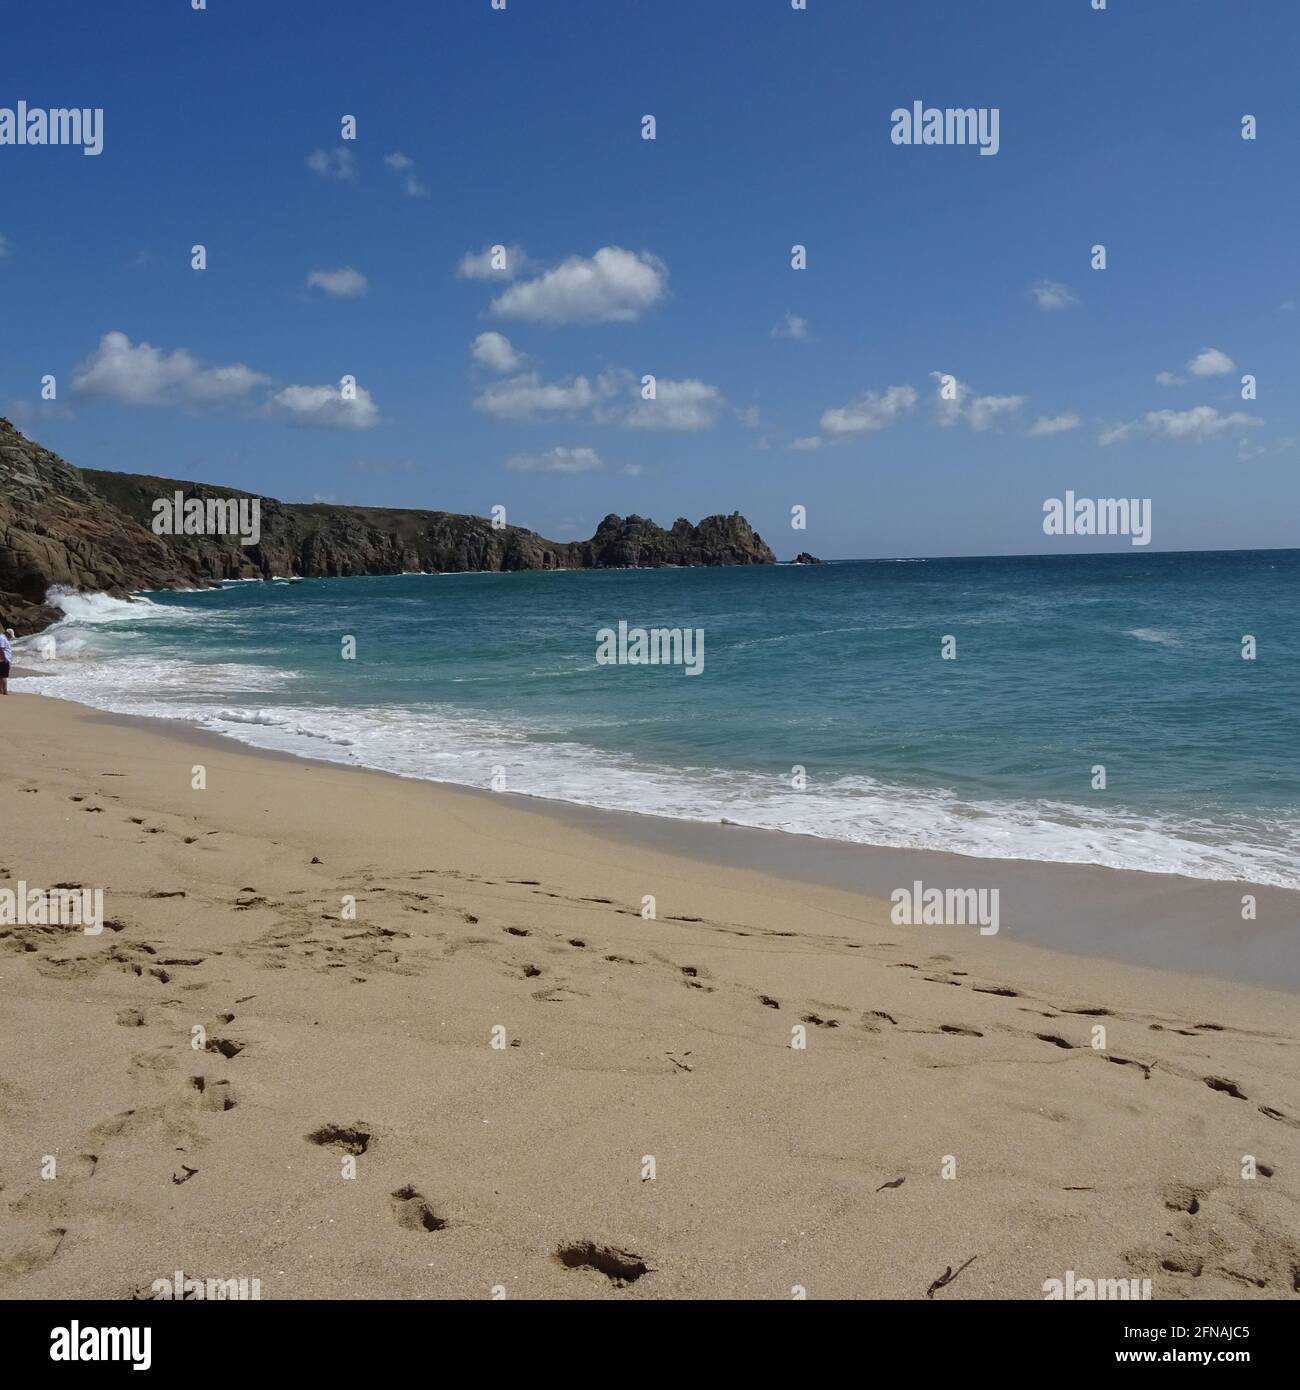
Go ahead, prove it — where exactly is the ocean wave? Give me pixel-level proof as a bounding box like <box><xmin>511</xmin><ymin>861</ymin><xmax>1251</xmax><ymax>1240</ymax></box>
<box><xmin>25</xmin><ymin>659</ymin><xmax>1300</xmax><ymax>890</ymax></box>
<box><xmin>46</xmin><ymin>588</ymin><xmax>181</xmax><ymax>624</ymax></box>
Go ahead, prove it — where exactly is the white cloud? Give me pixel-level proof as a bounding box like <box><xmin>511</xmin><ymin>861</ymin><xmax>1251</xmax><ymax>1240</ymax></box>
<box><xmin>382</xmin><ymin>151</ymin><xmax>428</xmax><ymax>198</ymax></box>
<box><xmin>1155</xmin><ymin>370</ymin><xmax>1184</xmax><ymax>386</ymax></box>
<box><xmin>506</xmin><ymin>446</ymin><xmax>604</xmax><ymax>474</ymax></box>
<box><xmin>789</xmin><ymin>436</ymin><xmax>823</xmax><ymax>452</ymax></box>
<box><xmin>619</xmin><ymin>377</ymin><xmax>722</xmax><ymax>431</ymax></box>
<box><xmin>734</xmin><ymin>405</ymin><xmax>761</xmax><ymax>429</ymax></box>
<box><xmin>470</xmin><ymin>332</ymin><xmax>525</xmax><ymax>373</ymax></box>
<box><xmin>307</xmin><ymin>266</ymin><xmax>368</xmax><ymax>298</ymax></box>
<box><xmin>1146</xmin><ymin>406</ymin><xmax>1259</xmax><ymax>440</ymax></box>
<box><xmin>821</xmin><ymin>384</ymin><xmax>918</xmax><ymax>438</ymax></box>
<box><xmin>1186</xmin><ymin>346</ymin><xmax>1235</xmax><ymax>377</ymax></box>
<box><xmin>70</xmin><ymin>331</ymin><xmax>380</xmax><ymax>430</ymax></box>
<box><xmin>1237</xmin><ymin>433</ymin><xmax>1297</xmax><ymax>463</ymax></box>
<box><xmin>772</xmin><ymin>312</ymin><xmax>809</xmax><ymax>341</ymax></box>
<box><xmin>1100</xmin><ymin>405</ymin><xmax>1261</xmax><ymax>446</ymax></box>
<box><xmin>929</xmin><ymin>372</ymin><xmax>1025</xmax><ymax>431</ymax></box>
<box><xmin>1030</xmin><ymin>280</ymin><xmax>1078</xmax><ymax>311</ymax></box>
<box><xmin>71</xmin><ymin>331</ymin><xmax>269</xmax><ymax>408</ymax></box>
<box><xmin>1026</xmin><ymin>412</ymin><xmax>1081</xmax><ymax>437</ymax></box>
<box><xmin>306</xmin><ymin>147</ymin><xmax>357</xmax><ymax>182</ymax></box>
<box><xmin>1098</xmin><ymin>421</ymin><xmax>1136</xmax><ymax>446</ymax></box>
<box><xmin>490</xmin><ymin>246</ymin><xmax>666</xmax><ymax>324</ymax></box>
<box><xmin>457</xmin><ymin>243</ymin><xmax>529</xmax><ymax>280</ymax></box>
<box><xmin>965</xmin><ymin>394</ymin><xmax>1025</xmax><ymax>431</ymax></box>
<box><xmin>268</xmin><ymin>383</ymin><xmax>379</xmax><ymax>430</ymax></box>
<box><xmin>473</xmin><ymin>371</ymin><xmax>607</xmax><ymax>421</ymax></box>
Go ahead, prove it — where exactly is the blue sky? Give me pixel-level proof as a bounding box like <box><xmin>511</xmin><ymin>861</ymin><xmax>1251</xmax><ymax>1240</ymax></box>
<box><xmin>2</xmin><ymin>0</ymin><xmax>1297</xmax><ymax>559</ymax></box>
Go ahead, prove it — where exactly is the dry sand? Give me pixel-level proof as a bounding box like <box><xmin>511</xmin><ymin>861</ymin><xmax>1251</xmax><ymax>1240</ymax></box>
<box><xmin>1</xmin><ymin>693</ymin><xmax>1297</xmax><ymax>1300</ymax></box>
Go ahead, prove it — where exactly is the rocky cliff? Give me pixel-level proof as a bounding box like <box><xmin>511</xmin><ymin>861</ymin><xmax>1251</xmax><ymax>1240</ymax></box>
<box><xmin>0</xmin><ymin>418</ymin><xmax>775</xmax><ymax>635</ymax></box>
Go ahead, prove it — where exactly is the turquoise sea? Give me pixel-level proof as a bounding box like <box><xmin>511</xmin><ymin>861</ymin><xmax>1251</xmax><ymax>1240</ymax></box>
<box><xmin>24</xmin><ymin>549</ymin><xmax>1300</xmax><ymax>887</ymax></box>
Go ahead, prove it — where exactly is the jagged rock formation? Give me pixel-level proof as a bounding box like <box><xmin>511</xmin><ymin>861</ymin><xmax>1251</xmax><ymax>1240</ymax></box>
<box><xmin>0</xmin><ymin>417</ymin><xmax>775</xmax><ymax>635</ymax></box>
<box><xmin>0</xmin><ymin>421</ymin><xmax>202</xmax><ymax>635</ymax></box>
<box><xmin>791</xmin><ymin>552</ymin><xmax>823</xmax><ymax>565</ymax></box>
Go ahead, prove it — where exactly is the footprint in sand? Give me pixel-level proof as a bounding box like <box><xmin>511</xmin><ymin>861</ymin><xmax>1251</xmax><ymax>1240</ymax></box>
<box><xmin>306</xmin><ymin>1122</ymin><xmax>372</xmax><ymax>1155</ymax></box>
<box><xmin>190</xmin><ymin>1076</ymin><xmax>237</xmax><ymax>1112</ymax></box>
<box><xmin>0</xmin><ymin>1226</ymin><xmax>67</xmax><ymax>1278</ymax></box>
<box><xmin>390</xmin><ymin>1186</ymin><xmax>446</xmax><ymax>1232</ymax></box>
<box><xmin>554</xmin><ymin>1242</ymin><xmax>649</xmax><ymax>1287</ymax></box>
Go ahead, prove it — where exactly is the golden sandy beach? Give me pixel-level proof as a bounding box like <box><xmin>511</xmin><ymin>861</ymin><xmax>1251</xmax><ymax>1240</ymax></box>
<box><xmin>1</xmin><ymin>693</ymin><xmax>1298</xmax><ymax>1300</ymax></box>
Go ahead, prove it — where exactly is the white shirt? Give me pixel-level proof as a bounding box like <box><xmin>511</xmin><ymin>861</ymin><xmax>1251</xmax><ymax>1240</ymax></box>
<box><xmin>0</xmin><ymin>633</ymin><xmax>13</xmax><ymax>662</ymax></box>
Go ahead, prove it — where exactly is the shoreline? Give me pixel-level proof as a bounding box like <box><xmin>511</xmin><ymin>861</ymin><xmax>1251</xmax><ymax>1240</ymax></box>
<box><xmin>18</xmin><ymin>675</ymin><xmax>1300</xmax><ymax>992</ymax></box>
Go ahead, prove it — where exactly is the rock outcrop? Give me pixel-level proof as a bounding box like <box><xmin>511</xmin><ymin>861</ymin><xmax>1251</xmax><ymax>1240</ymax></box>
<box><xmin>0</xmin><ymin>420</ymin><xmax>203</xmax><ymax>634</ymax></box>
<box><xmin>790</xmin><ymin>552</ymin><xmax>823</xmax><ymax>565</ymax></box>
<box><xmin>0</xmin><ymin>417</ymin><xmax>776</xmax><ymax>635</ymax></box>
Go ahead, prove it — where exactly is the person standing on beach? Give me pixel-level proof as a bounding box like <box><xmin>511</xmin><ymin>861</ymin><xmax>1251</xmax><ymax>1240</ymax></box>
<box><xmin>0</xmin><ymin>628</ymin><xmax>13</xmax><ymax>695</ymax></box>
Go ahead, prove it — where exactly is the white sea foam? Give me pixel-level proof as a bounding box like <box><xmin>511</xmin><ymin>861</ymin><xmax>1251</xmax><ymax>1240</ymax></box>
<box><xmin>25</xmin><ymin>646</ymin><xmax>1300</xmax><ymax>890</ymax></box>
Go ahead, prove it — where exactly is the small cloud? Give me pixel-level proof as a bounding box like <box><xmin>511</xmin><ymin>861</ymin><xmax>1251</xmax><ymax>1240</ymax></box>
<box><xmin>1186</xmin><ymin>346</ymin><xmax>1235</xmax><ymax>377</ymax></box>
<box><xmin>470</xmin><ymin>331</ymin><xmax>525</xmax><ymax>373</ymax></box>
<box><xmin>1026</xmin><ymin>413</ymin><xmax>1081</xmax><ymax>437</ymax></box>
<box><xmin>1237</xmin><ymin>434</ymin><xmax>1298</xmax><ymax>463</ymax></box>
<box><xmin>307</xmin><ymin>266</ymin><xmax>368</xmax><ymax>298</ymax></box>
<box><xmin>490</xmin><ymin>246</ymin><xmax>666</xmax><ymax>324</ymax></box>
<box><xmin>457</xmin><ymin>243</ymin><xmax>529</xmax><ymax>280</ymax></box>
<box><xmin>789</xmin><ymin>436</ymin><xmax>823</xmax><ymax>452</ymax></box>
<box><xmin>734</xmin><ymin>405</ymin><xmax>761</xmax><ymax>429</ymax></box>
<box><xmin>1098</xmin><ymin>421</ymin><xmax>1136</xmax><ymax>446</ymax></box>
<box><xmin>306</xmin><ymin>147</ymin><xmax>357</xmax><ymax>182</ymax></box>
<box><xmin>473</xmin><ymin>371</ymin><xmax>608</xmax><ymax>421</ymax></box>
<box><xmin>1030</xmin><ymin>280</ymin><xmax>1078</xmax><ymax>311</ymax></box>
<box><xmin>821</xmin><ymin>384</ymin><xmax>918</xmax><ymax>438</ymax></box>
<box><xmin>772</xmin><ymin>312</ymin><xmax>810</xmax><ymax>341</ymax></box>
<box><xmin>1100</xmin><ymin>405</ymin><xmax>1261</xmax><ymax>446</ymax></box>
<box><xmin>1155</xmin><ymin>370</ymin><xmax>1184</xmax><ymax>386</ymax></box>
<box><xmin>383</xmin><ymin>151</ymin><xmax>428</xmax><ymax>198</ymax></box>
<box><xmin>617</xmin><ymin>377</ymin><xmax>723</xmax><ymax>432</ymax></box>
<box><xmin>929</xmin><ymin>372</ymin><xmax>1025</xmax><ymax>431</ymax></box>
<box><xmin>620</xmin><ymin>463</ymin><xmax>645</xmax><ymax>477</ymax></box>
<box><xmin>506</xmin><ymin>446</ymin><xmax>604</xmax><ymax>474</ymax></box>
<box><xmin>71</xmin><ymin>331</ymin><xmax>269</xmax><ymax>409</ymax></box>
<box><xmin>269</xmin><ymin>382</ymin><xmax>379</xmax><ymax>431</ymax></box>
